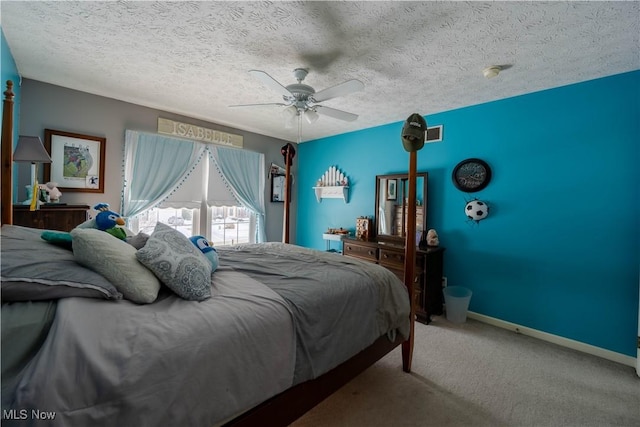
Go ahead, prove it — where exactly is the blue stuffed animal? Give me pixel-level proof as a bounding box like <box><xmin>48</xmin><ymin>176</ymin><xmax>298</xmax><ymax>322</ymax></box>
<box><xmin>189</xmin><ymin>236</ymin><xmax>219</xmax><ymax>272</ymax></box>
<box><xmin>94</xmin><ymin>203</ymin><xmax>127</xmax><ymax>240</ymax></box>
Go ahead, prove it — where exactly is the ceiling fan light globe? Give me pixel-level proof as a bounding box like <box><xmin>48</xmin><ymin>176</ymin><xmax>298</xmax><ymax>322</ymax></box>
<box><xmin>284</xmin><ymin>107</ymin><xmax>298</xmax><ymax>129</ymax></box>
<box><xmin>305</xmin><ymin>110</ymin><xmax>319</xmax><ymax>124</ymax></box>
<box><xmin>282</xmin><ymin>105</ymin><xmax>297</xmax><ymax>119</ymax></box>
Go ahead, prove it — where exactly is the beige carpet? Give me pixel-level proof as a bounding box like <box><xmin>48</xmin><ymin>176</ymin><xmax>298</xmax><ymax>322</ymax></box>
<box><xmin>292</xmin><ymin>317</ymin><xmax>640</xmax><ymax>427</ymax></box>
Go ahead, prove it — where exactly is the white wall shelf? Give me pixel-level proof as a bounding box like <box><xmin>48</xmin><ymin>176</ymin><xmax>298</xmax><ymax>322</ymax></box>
<box><xmin>313</xmin><ymin>185</ymin><xmax>349</xmax><ymax>203</ymax></box>
<box><xmin>313</xmin><ymin>166</ymin><xmax>350</xmax><ymax>203</ymax></box>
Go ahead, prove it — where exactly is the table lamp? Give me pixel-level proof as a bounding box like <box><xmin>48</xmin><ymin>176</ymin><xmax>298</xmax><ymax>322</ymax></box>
<box><xmin>13</xmin><ymin>135</ymin><xmax>52</xmax><ymax>210</ymax></box>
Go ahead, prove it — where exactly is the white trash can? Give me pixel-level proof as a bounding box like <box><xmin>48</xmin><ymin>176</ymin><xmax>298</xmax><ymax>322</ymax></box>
<box><xmin>443</xmin><ymin>286</ymin><xmax>472</xmax><ymax>323</ymax></box>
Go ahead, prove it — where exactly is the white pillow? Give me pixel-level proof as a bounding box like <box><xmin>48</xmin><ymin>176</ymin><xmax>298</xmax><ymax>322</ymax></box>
<box><xmin>71</xmin><ymin>228</ymin><xmax>161</xmax><ymax>304</ymax></box>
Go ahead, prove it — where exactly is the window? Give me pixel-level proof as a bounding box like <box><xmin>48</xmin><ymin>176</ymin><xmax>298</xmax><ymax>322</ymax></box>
<box><xmin>131</xmin><ymin>205</ymin><xmax>253</xmax><ymax>245</ymax></box>
<box><xmin>210</xmin><ymin>206</ymin><xmax>253</xmax><ymax>245</ymax></box>
<box><xmin>128</xmin><ymin>152</ymin><xmax>256</xmax><ymax>245</ymax></box>
<box><xmin>134</xmin><ymin>207</ymin><xmax>195</xmax><ymax>237</ymax></box>
<box><xmin>122</xmin><ymin>131</ymin><xmax>266</xmax><ymax>244</ymax></box>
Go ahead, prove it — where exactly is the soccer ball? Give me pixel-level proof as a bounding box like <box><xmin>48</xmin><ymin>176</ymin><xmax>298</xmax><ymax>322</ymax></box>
<box><xmin>465</xmin><ymin>200</ymin><xmax>489</xmax><ymax>222</ymax></box>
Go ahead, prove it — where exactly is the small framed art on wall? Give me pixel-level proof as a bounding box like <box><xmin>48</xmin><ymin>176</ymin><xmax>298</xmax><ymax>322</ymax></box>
<box><xmin>271</xmin><ymin>174</ymin><xmax>286</xmax><ymax>202</ymax></box>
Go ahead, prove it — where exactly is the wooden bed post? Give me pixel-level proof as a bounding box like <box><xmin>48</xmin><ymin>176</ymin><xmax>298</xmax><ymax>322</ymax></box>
<box><xmin>1</xmin><ymin>80</ymin><xmax>15</xmax><ymax>226</ymax></box>
<box><xmin>400</xmin><ymin>113</ymin><xmax>427</xmax><ymax>373</ymax></box>
<box><xmin>402</xmin><ymin>151</ymin><xmax>417</xmax><ymax>372</ymax></box>
<box><xmin>281</xmin><ymin>142</ymin><xmax>295</xmax><ymax>244</ymax></box>
<box><xmin>283</xmin><ymin>146</ymin><xmax>291</xmax><ymax>243</ymax></box>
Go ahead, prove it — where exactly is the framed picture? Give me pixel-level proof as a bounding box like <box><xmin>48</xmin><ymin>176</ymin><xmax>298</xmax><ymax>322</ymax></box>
<box><xmin>386</xmin><ymin>179</ymin><xmax>397</xmax><ymax>200</ymax></box>
<box><xmin>271</xmin><ymin>174</ymin><xmax>286</xmax><ymax>203</ymax></box>
<box><xmin>43</xmin><ymin>129</ymin><xmax>106</xmax><ymax>193</ymax></box>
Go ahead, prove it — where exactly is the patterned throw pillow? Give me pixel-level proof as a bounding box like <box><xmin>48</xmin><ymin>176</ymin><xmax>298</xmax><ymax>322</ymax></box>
<box><xmin>71</xmin><ymin>228</ymin><xmax>161</xmax><ymax>304</ymax></box>
<box><xmin>136</xmin><ymin>223</ymin><xmax>212</xmax><ymax>301</ymax></box>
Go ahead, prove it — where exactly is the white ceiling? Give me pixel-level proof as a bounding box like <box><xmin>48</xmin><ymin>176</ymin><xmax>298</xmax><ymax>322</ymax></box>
<box><xmin>1</xmin><ymin>1</ymin><xmax>638</xmax><ymax>143</ymax></box>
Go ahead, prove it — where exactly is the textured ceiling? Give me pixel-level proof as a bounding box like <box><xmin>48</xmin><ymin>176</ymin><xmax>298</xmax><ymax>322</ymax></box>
<box><xmin>1</xmin><ymin>1</ymin><xmax>638</xmax><ymax>143</ymax></box>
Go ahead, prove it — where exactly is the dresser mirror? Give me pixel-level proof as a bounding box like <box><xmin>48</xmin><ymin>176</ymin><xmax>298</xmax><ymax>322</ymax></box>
<box><xmin>374</xmin><ymin>172</ymin><xmax>428</xmax><ymax>245</ymax></box>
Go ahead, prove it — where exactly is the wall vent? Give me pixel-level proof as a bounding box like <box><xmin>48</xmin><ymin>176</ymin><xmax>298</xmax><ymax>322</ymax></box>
<box><xmin>426</xmin><ymin>125</ymin><xmax>443</xmax><ymax>143</ymax></box>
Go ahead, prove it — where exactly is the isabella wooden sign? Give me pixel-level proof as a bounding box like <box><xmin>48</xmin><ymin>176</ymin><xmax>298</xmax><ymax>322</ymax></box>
<box><xmin>157</xmin><ymin>118</ymin><xmax>243</xmax><ymax>148</ymax></box>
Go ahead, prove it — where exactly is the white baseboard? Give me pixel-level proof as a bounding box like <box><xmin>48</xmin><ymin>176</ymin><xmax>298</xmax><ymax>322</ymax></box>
<box><xmin>467</xmin><ymin>311</ymin><xmax>636</xmax><ymax>368</ymax></box>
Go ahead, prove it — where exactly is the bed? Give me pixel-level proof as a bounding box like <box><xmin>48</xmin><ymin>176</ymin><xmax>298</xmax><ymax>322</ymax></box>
<box><xmin>0</xmin><ymin>80</ymin><xmax>416</xmax><ymax>426</ymax></box>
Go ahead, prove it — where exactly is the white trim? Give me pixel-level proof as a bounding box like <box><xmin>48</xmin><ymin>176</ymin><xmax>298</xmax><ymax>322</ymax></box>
<box><xmin>467</xmin><ymin>311</ymin><xmax>636</xmax><ymax>368</ymax></box>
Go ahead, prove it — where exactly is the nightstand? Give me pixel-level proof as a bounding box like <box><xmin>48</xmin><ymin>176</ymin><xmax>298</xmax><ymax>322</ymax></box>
<box><xmin>12</xmin><ymin>204</ymin><xmax>89</xmax><ymax>232</ymax></box>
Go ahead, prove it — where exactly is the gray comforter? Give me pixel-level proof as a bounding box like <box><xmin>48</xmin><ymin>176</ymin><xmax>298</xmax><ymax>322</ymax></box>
<box><xmin>6</xmin><ymin>269</ymin><xmax>296</xmax><ymax>427</ymax></box>
<box><xmin>3</xmin><ymin>239</ymin><xmax>409</xmax><ymax>427</ymax></box>
<box><xmin>217</xmin><ymin>243</ymin><xmax>410</xmax><ymax>384</ymax></box>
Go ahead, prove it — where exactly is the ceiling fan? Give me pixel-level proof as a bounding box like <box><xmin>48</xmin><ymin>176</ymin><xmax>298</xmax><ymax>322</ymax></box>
<box><xmin>230</xmin><ymin>68</ymin><xmax>364</xmax><ymax>126</ymax></box>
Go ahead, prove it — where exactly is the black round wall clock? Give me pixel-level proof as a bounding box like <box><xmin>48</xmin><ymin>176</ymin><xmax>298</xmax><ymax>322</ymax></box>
<box><xmin>452</xmin><ymin>158</ymin><xmax>492</xmax><ymax>192</ymax></box>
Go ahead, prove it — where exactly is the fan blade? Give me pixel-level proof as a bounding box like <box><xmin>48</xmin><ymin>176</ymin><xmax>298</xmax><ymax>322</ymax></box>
<box><xmin>315</xmin><ymin>105</ymin><xmax>359</xmax><ymax>122</ymax></box>
<box><xmin>248</xmin><ymin>70</ymin><xmax>292</xmax><ymax>98</ymax></box>
<box><xmin>313</xmin><ymin>79</ymin><xmax>364</xmax><ymax>102</ymax></box>
<box><xmin>229</xmin><ymin>102</ymin><xmax>288</xmax><ymax>108</ymax></box>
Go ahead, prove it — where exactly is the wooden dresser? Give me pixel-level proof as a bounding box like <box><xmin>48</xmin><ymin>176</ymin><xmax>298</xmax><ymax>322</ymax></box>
<box><xmin>12</xmin><ymin>204</ymin><xmax>89</xmax><ymax>232</ymax></box>
<box><xmin>342</xmin><ymin>237</ymin><xmax>444</xmax><ymax>324</ymax></box>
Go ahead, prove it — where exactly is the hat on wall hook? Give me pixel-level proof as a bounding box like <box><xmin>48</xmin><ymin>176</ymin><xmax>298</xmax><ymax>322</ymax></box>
<box><xmin>401</xmin><ymin>113</ymin><xmax>427</xmax><ymax>152</ymax></box>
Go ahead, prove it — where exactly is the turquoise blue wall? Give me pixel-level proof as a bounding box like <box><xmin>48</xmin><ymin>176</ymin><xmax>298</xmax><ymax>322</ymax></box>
<box><xmin>1</xmin><ymin>28</ymin><xmax>19</xmax><ymax>94</ymax></box>
<box><xmin>1</xmin><ymin>27</ymin><xmax>22</xmax><ymax>201</ymax></box>
<box><xmin>297</xmin><ymin>71</ymin><xmax>640</xmax><ymax>357</ymax></box>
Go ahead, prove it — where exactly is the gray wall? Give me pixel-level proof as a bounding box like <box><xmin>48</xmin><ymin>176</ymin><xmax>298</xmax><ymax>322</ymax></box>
<box><xmin>17</xmin><ymin>79</ymin><xmax>297</xmax><ymax>243</ymax></box>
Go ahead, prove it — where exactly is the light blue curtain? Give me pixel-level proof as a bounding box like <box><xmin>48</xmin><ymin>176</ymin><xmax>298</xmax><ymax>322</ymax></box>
<box><xmin>210</xmin><ymin>146</ymin><xmax>266</xmax><ymax>243</ymax></box>
<box><xmin>121</xmin><ymin>130</ymin><xmax>204</xmax><ymax>220</ymax></box>
<box><xmin>121</xmin><ymin>130</ymin><xmax>266</xmax><ymax>243</ymax></box>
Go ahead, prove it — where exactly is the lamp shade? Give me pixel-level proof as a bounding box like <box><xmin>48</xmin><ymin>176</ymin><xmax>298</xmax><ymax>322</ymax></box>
<box><xmin>13</xmin><ymin>136</ymin><xmax>52</xmax><ymax>163</ymax></box>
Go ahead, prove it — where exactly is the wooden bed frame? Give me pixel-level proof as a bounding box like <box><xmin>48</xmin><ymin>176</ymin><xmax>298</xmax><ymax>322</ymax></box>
<box><xmin>0</xmin><ymin>80</ymin><xmax>416</xmax><ymax>426</ymax></box>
